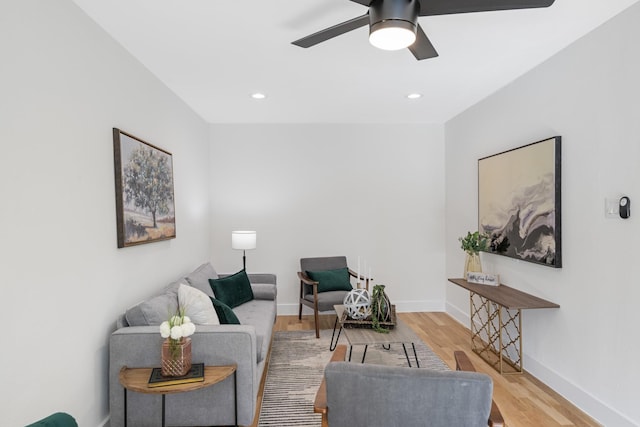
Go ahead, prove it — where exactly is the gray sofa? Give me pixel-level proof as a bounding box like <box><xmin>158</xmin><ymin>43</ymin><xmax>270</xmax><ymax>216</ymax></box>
<box><xmin>109</xmin><ymin>262</ymin><xmax>277</xmax><ymax>427</ymax></box>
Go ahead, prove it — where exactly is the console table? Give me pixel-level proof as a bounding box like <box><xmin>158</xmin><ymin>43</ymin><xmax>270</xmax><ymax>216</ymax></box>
<box><xmin>448</xmin><ymin>278</ymin><xmax>559</xmax><ymax>375</ymax></box>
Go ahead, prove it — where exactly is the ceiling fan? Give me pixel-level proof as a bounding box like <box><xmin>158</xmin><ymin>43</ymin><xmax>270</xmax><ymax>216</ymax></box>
<box><xmin>292</xmin><ymin>0</ymin><xmax>555</xmax><ymax>60</ymax></box>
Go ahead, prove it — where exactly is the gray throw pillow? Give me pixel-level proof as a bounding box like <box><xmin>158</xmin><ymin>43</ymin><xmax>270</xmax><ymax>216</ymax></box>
<box><xmin>125</xmin><ymin>281</ymin><xmax>180</xmax><ymax>326</ymax></box>
<box><xmin>185</xmin><ymin>262</ymin><xmax>219</xmax><ymax>298</ymax></box>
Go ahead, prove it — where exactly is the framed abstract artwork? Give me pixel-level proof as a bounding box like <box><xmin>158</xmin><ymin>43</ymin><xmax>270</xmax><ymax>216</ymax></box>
<box><xmin>113</xmin><ymin>128</ymin><xmax>176</xmax><ymax>248</ymax></box>
<box><xmin>478</xmin><ymin>136</ymin><xmax>561</xmax><ymax>268</ymax></box>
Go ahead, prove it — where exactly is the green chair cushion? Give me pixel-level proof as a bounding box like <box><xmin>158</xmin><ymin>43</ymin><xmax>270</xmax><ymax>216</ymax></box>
<box><xmin>306</xmin><ymin>267</ymin><xmax>353</xmax><ymax>293</ymax></box>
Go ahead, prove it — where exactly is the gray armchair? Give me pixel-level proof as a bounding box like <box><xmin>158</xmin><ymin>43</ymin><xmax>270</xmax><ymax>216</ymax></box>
<box><xmin>298</xmin><ymin>256</ymin><xmax>369</xmax><ymax>338</ymax></box>
<box><xmin>321</xmin><ymin>350</ymin><xmax>503</xmax><ymax>427</ymax></box>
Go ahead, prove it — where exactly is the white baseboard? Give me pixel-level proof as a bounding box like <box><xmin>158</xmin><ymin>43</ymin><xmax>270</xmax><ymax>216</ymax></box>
<box><xmin>278</xmin><ymin>300</ymin><xmax>445</xmax><ymax>316</ymax></box>
<box><xmin>445</xmin><ymin>301</ymin><xmax>468</xmax><ymax>327</ymax></box>
<box><xmin>444</xmin><ymin>303</ymin><xmax>634</xmax><ymax>427</ymax></box>
<box><xmin>523</xmin><ymin>355</ymin><xmax>636</xmax><ymax>427</ymax></box>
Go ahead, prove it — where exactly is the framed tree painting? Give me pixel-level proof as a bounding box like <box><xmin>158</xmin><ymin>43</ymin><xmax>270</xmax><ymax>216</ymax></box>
<box><xmin>478</xmin><ymin>136</ymin><xmax>561</xmax><ymax>268</ymax></box>
<box><xmin>113</xmin><ymin>128</ymin><xmax>176</xmax><ymax>248</ymax></box>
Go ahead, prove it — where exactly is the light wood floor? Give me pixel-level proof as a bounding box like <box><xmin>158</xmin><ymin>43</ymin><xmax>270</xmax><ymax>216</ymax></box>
<box><xmin>251</xmin><ymin>312</ymin><xmax>600</xmax><ymax>427</ymax></box>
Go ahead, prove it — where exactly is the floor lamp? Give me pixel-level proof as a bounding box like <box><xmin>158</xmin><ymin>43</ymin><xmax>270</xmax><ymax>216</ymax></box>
<box><xmin>231</xmin><ymin>230</ymin><xmax>256</xmax><ymax>270</ymax></box>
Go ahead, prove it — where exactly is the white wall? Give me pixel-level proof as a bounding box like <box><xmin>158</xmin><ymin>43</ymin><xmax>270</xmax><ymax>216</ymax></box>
<box><xmin>445</xmin><ymin>4</ymin><xmax>640</xmax><ymax>426</ymax></box>
<box><xmin>0</xmin><ymin>2</ymin><xmax>211</xmax><ymax>426</ymax></box>
<box><xmin>209</xmin><ymin>124</ymin><xmax>446</xmax><ymax>314</ymax></box>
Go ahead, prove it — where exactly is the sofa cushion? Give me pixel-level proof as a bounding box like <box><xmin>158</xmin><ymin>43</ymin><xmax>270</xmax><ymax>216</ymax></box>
<box><xmin>234</xmin><ymin>299</ymin><xmax>276</xmax><ymax>363</ymax></box>
<box><xmin>209</xmin><ymin>270</ymin><xmax>254</xmax><ymax>308</ymax></box>
<box><xmin>125</xmin><ymin>281</ymin><xmax>180</xmax><ymax>326</ymax></box>
<box><xmin>185</xmin><ymin>262</ymin><xmax>219</xmax><ymax>298</ymax></box>
<box><xmin>306</xmin><ymin>267</ymin><xmax>353</xmax><ymax>293</ymax></box>
<box><xmin>178</xmin><ymin>284</ymin><xmax>219</xmax><ymax>325</ymax></box>
<box><xmin>210</xmin><ymin>298</ymin><xmax>241</xmax><ymax>325</ymax></box>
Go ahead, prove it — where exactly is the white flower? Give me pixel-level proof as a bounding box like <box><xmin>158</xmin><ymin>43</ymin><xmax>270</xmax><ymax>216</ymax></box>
<box><xmin>170</xmin><ymin>325</ymin><xmax>183</xmax><ymax>340</ymax></box>
<box><xmin>160</xmin><ymin>321</ymin><xmax>171</xmax><ymax>338</ymax></box>
<box><xmin>181</xmin><ymin>322</ymin><xmax>196</xmax><ymax>337</ymax></box>
<box><xmin>161</xmin><ymin>307</ymin><xmax>196</xmax><ymax>341</ymax></box>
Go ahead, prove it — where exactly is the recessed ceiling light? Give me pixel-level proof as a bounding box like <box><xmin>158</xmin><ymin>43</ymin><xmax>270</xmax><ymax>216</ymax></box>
<box><xmin>251</xmin><ymin>92</ymin><xmax>266</xmax><ymax>99</ymax></box>
<box><xmin>407</xmin><ymin>93</ymin><xmax>422</xmax><ymax>99</ymax></box>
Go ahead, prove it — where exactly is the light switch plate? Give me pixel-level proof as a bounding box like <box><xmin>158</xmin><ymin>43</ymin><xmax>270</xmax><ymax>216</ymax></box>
<box><xmin>605</xmin><ymin>198</ymin><xmax>619</xmax><ymax>218</ymax></box>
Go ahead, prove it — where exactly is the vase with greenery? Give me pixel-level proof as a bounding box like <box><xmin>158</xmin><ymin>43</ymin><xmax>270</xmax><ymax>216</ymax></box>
<box><xmin>458</xmin><ymin>231</ymin><xmax>489</xmax><ymax>278</ymax></box>
<box><xmin>370</xmin><ymin>284</ymin><xmax>391</xmax><ymax>334</ymax></box>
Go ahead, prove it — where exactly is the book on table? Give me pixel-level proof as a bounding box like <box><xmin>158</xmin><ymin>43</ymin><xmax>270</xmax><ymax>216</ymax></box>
<box><xmin>148</xmin><ymin>363</ymin><xmax>205</xmax><ymax>387</ymax></box>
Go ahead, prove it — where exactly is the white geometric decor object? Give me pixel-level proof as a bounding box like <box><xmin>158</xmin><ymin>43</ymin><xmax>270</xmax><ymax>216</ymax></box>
<box><xmin>343</xmin><ymin>289</ymin><xmax>371</xmax><ymax>320</ymax></box>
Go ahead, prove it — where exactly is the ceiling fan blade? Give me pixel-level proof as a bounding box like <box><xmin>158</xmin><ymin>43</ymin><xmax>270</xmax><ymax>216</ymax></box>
<box><xmin>408</xmin><ymin>24</ymin><xmax>438</xmax><ymax>60</ymax></box>
<box><xmin>419</xmin><ymin>0</ymin><xmax>555</xmax><ymax>16</ymax></box>
<box><xmin>292</xmin><ymin>14</ymin><xmax>370</xmax><ymax>48</ymax></box>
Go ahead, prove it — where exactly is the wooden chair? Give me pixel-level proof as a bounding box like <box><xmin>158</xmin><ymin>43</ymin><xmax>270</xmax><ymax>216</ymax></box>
<box><xmin>298</xmin><ymin>256</ymin><xmax>369</xmax><ymax>338</ymax></box>
<box><xmin>314</xmin><ymin>346</ymin><xmax>505</xmax><ymax>427</ymax></box>
<box><xmin>454</xmin><ymin>350</ymin><xmax>505</xmax><ymax>427</ymax></box>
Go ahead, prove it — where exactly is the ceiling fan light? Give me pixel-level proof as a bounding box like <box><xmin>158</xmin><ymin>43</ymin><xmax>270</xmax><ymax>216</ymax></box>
<box><xmin>369</xmin><ymin>20</ymin><xmax>416</xmax><ymax>51</ymax></box>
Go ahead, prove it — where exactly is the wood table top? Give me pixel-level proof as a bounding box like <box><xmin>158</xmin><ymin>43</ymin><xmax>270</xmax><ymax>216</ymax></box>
<box><xmin>119</xmin><ymin>365</ymin><xmax>236</xmax><ymax>395</ymax></box>
<box><xmin>334</xmin><ymin>305</ymin><xmax>421</xmax><ymax>346</ymax></box>
<box><xmin>448</xmin><ymin>278</ymin><xmax>559</xmax><ymax>310</ymax></box>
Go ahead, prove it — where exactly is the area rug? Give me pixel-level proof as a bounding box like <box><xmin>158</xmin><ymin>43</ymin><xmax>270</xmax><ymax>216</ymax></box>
<box><xmin>257</xmin><ymin>329</ymin><xmax>449</xmax><ymax>427</ymax></box>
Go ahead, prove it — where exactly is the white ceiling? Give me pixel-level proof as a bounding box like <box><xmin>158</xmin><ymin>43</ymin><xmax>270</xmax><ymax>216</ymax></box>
<box><xmin>72</xmin><ymin>0</ymin><xmax>639</xmax><ymax>124</ymax></box>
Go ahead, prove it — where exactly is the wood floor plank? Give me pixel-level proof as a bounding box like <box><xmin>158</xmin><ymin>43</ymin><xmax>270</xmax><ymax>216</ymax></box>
<box><xmin>251</xmin><ymin>312</ymin><xmax>601</xmax><ymax>427</ymax></box>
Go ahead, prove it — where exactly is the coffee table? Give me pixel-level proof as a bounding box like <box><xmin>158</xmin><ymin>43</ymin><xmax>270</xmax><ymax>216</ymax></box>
<box><xmin>331</xmin><ymin>304</ymin><xmax>421</xmax><ymax>367</ymax></box>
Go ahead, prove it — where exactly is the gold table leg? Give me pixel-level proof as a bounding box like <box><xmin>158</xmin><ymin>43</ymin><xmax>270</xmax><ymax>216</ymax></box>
<box><xmin>469</xmin><ymin>292</ymin><xmax>523</xmax><ymax>374</ymax></box>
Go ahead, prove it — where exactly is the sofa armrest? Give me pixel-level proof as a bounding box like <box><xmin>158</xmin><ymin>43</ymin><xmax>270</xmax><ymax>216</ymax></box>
<box><xmin>217</xmin><ymin>272</ymin><xmax>276</xmax><ymax>285</ymax></box>
<box><xmin>247</xmin><ymin>273</ymin><xmax>276</xmax><ymax>285</ymax></box>
<box><xmin>251</xmin><ymin>283</ymin><xmax>277</xmax><ymax>301</ymax></box>
<box><xmin>109</xmin><ymin>324</ymin><xmax>260</xmax><ymax>426</ymax></box>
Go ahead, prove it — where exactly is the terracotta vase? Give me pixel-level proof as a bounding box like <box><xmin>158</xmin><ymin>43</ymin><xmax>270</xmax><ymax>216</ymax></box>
<box><xmin>464</xmin><ymin>252</ymin><xmax>482</xmax><ymax>279</ymax></box>
<box><xmin>161</xmin><ymin>337</ymin><xmax>192</xmax><ymax>377</ymax></box>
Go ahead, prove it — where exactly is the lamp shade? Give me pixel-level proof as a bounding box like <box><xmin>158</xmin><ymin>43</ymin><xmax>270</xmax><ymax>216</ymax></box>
<box><xmin>231</xmin><ymin>230</ymin><xmax>257</xmax><ymax>250</ymax></box>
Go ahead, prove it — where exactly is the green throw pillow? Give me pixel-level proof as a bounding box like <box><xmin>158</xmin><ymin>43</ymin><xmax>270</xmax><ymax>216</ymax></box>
<box><xmin>210</xmin><ymin>298</ymin><xmax>241</xmax><ymax>325</ymax></box>
<box><xmin>306</xmin><ymin>267</ymin><xmax>353</xmax><ymax>293</ymax></box>
<box><xmin>209</xmin><ymin>269</ymin><xmax>254</xmax><ymax>308</ymax></box>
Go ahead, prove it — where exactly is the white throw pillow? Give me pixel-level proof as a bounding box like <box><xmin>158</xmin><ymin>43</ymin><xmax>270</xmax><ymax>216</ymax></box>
<box><xmin>178</xmin><ymin>283</ymin><xmax>220</xmax><ymax>325</ymax></box>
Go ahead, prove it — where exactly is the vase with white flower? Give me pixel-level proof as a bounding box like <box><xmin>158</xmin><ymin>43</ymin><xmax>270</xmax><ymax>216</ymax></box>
<box><xmin>159</xmin><ymin>308</ymin><xmax>196</xmax><ymax>377</ymax></box>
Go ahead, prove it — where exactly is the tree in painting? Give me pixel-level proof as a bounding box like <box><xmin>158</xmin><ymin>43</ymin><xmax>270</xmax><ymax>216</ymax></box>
<box><xmin>123</xmin><ymin>146</ymin><xmax>173</xmax><ymax>228</ymax></box>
